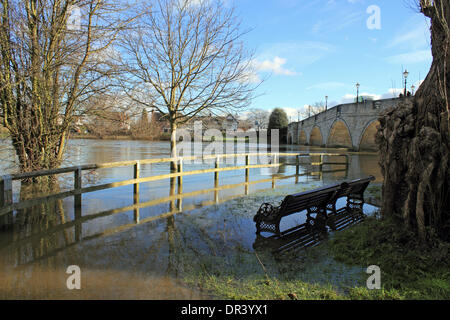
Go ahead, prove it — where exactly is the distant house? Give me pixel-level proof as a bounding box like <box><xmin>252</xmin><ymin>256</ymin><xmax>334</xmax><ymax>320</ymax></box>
<box><xmin>82</xmin><ymin>110</ymin><xmax>132</xmax><ymax>135</ymax></box>
<box><xmin>177</xmin><ymin>113</ymin><xmax>240</xmax><ymax>134</ymax></box>
<box><xmin>151</xmin><ymin>110</ymin><xmax>171</xmax><ymax>133</ymax></box>
<box><xmin>222</xmin><ymin>114</ymin><xmax>239</xmax><ymax>132</ymax></box>
<box><xmin>57</xmin><ymin>114</ymin><xmax>87</xmax><ymax>126</ymax></box>
<box><xmin>151</xmin><ymin>110</ymin><xmax>241</xmax><ymax>137</ymax></box>
<box><xmin>237</xmin><ymin>119</ymin><xmax>253</xmax><ymax>132</ymax></box>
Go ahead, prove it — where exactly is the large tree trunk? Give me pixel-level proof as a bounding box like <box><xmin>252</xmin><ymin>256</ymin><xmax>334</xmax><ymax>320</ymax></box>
<box><xmin>376</xmin><ymin>0</ymin><xmax>450</xmax><ymax>241</ymax></box>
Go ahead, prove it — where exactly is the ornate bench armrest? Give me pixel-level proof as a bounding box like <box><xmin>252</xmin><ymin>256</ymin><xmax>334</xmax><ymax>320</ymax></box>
<box><xmin>253</xmin><ymin>202</ymin><xmax>280</xmax><ymax>223</ymax></box>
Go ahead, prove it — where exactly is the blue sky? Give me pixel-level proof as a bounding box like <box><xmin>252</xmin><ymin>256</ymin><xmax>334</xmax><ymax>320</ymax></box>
<box><xmin>231</xmin><ymin>0</ymin><xmax>432</xmax><ymax>120</ymax></box>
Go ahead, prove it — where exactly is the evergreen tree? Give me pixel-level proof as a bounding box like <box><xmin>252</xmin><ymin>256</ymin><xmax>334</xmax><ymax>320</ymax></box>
<box><xmin>268</xmin><ymin>108</ymin><xmax>289</xmax><ymax>130</ymax></box>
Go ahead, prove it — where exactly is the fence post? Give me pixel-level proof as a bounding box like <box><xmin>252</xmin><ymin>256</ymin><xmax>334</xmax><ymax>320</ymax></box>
<box><xmin>214</xmin><ymin>157</ymin><xmax>219</xmax><ymax>187</ymax></box>
<box><xmin>74</xmin><ymin>168</ymin><xmax>82</xmax><ymax>209</ymax></box>
<box><xmin>134</xmin><ymin>161</ymin><xmax>140</xmax><ymax>223</ymax></box>
<box><xmin>0</xmin><ymin>177</ymin><xmax>13</xmax><ymax>229</ymax></box>
<box><xmin>134</xmin><ymin>161</ymin><xmax>140</xmax><ymax>196</ymax></box>
<box><xmin>0</xmin><ymin>176</ymin><xmax>12</xmax><ymax>208</ymax></box>
<box><xmin>245</xmin><ymin>155</ymin><xmax>249</xmax><ymax>195</ymax></box>
<box><xmin>245</xmin><ymin>155</ymin><xmax>249</xmax><ymax>181</ymax></box>
<box><xmin>271</xmin><ymin>154</ymin><xmax>277</xmax><ymax>189</ymax></box>
<box><xmin>177</xmin><ymin>159</ymin><xmax>183</xmax><ymax>193</ymax></box>
<box><xmin>295</xmin><ymin>155</ymin><xmax>300</xmax><ymax>184</ymax></box>
<box><xmin>74</xmin><ymin>168</ymin><xmax>82</xmax><ymax>241</ymax></box>
<box><xmin>177</xmin><ymin>159</ymin><xmax>183</xmax><ymax>212</ymax></box>
<box><xmin>319</xmin><ymin>155</ymin><xmax>324</xmax><ymax>172</ymax></box>
<box><xmin>214</xmin><ymin>157</ymin><xmax>219</xmax><ymax>202</ymax></box>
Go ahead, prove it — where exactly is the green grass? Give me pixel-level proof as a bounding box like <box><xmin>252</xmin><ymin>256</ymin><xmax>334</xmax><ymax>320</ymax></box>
<box><xmin>182</xmin><ymin>213</ymin><xmax>449</xmax><ymax>300</ymax></box>
<box><xmin>325</xmin><ymin>216</ymin><xmax>450</xmax><ymax>300</ymax></box>
<box><xmin>185</xmin><ymin>275</ymin><xmax>342</xmax><ymax>300</ymax></box>
<box><xmin>366</xmin><ymin>184</ymin><xmax>382</xmax><ymax>200</ymax></box>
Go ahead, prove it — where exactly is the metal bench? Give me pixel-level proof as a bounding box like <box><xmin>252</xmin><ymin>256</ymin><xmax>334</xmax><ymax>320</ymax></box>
<box><xmin>253</xmin><ymin>176</ymin><xmax>375</xmax><ymax>237</ymax></box>
<box><xmin>337</xmin><ymin>176</ymin><xmax>375</xmax><ymax>214</ymax></box>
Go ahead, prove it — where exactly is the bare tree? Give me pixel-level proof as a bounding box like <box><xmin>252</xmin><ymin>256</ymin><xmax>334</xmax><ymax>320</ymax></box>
<box><xmin>299</xmin><ymin>101</ymin><xmax>326</xmax><ymax>120</ymax></box>
<box><xmin>247</xmin><ymin>108</ymin><xmax>269</xmax><ymax>130</ymax></box>
<box><xmin>119</xmin><ymin>0</ymin><xmax>258</xmax><ymax>169</ymax></box>
<box><xmin>0</xmin><ymin>0</ymin><xmax>131</xmax><ymax>174</ymax></box>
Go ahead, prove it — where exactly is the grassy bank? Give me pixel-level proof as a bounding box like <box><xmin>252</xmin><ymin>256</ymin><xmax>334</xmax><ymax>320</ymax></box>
<box><xmin>183</xmin><ymin>215</ymin><xmax>449</xmax><ymax>300</ymax></box>
<box><xmin>326</xmin><ymin>216</ymin><xmax>450</xmax><ymax>299</ymax></box>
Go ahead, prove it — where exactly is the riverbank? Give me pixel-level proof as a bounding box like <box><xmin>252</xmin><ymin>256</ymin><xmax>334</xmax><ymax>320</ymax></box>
<box><xmin>183</xmin><ymin>215</ymin><xmax>449</xmax><ymax>300</ymax></box>
<box><xmin>70</xmin><ymin>134</ymin><xmax>251</xmax><ymax>142</ymax></box>
<box><xmin>70</xmin><ymin>134</ymin><xmax>171</xmax><ymax>141</ymax></box>
<box><xmin>326</xmin><ymin>216</ymin><xmax>450</xmax><ymax>299</ymax></box>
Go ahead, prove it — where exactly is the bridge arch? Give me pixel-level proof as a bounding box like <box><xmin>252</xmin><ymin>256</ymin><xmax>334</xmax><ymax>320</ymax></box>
<box><xmin>287</xmin><ymin>132</ymin><xmax>293</xmax><ymax>145</ymax></box>
<box><xmin>298</xmin><ymin>130</ymin><xmax>307</xmax><ymax>145</ymax></box>
<box><xmin>309</xmin><ymin>126</ymin><xmax>323</xmax><ymax>146</ymax></box>
<box><xmin>327</xmin><ymin>119</ymin><xmax>353</xmax><ymax>149</ymax></box>
<box><xmin>359</xmin><ymin>120</ymin><xmax>380</xmax><ymax>151</ymax></box>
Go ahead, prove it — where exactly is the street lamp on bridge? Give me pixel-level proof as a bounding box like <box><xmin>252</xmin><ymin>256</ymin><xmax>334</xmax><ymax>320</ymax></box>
<box><xmin>356</xmin><ymin>82</ymin><xmax>360</xmax><ymax>104</ymax></box>
<box><xmin>403</xmin><ymin>69</ymin><xmax>409</xmax><ymax>96</ymax></box>
<box><xmin>325</xmin><ymin>95</ymin><xmax>328</xmax><ymax>111</ymax></box>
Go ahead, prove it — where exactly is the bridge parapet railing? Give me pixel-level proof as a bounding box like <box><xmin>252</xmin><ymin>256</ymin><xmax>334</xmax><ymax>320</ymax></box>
<box><xmin>0</xmin><ymin>152</ymin><xmax>349</xmax><ymax>217</ymax></box>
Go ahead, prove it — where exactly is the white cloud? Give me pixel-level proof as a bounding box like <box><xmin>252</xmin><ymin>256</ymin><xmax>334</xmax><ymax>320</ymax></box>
<box><xmin>281</xmin><ymin>107</ymin><xmax>302</xmax><ymax>120</ymax></box>
<box><xmin>336</xmin><ymin>86</ymin><xmax>423</xmax><ymax>104</ymax></box>
<box><xmin>257</xmin><ymin>41</ymin><xmax>335</xmax><ymax>68</ymax></box>
<box><xmin>340</xmin><ymin>92</ymin><xmax>382</xmax><ymax>103</ymax></box>
<box><xmin>251</xmin><ymin>56</ymin><xmax>299</xmax><ymax>76</ymax></box>
<box><xmin>258</xmin><ymin>107</ymin><xmax>301</xmax><ymax>122</ymax></box>
<box><xmin>240</xmin><ymin>69</ymin><xmax>262</xmax><ymax>84</ymax></box>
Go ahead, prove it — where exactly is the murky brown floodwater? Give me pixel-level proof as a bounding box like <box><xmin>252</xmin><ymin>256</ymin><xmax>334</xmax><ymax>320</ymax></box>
<box><xmin>0</xmin><ymin>139</ymin><xmax>381</xmax><ymax>299</ymax></box>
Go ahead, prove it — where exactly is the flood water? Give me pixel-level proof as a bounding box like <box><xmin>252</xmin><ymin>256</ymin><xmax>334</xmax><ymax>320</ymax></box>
<box><xmin>0</xmin><ymin>139</ymin><xmax>382</xmax><ymax>299</ymax></box>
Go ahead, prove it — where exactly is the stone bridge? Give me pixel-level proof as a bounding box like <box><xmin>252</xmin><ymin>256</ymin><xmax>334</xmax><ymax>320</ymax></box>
<box><xmin>287</xmin><ymin>97</ymin><xmax>410</xmax><ymax>151</ymax></box>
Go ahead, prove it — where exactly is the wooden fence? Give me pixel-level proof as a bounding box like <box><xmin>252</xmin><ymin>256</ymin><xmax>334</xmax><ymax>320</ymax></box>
<box><xmin>0</xmin><ymin>152</ymin><xmax>349</xmax><ymax>217</ymax></box>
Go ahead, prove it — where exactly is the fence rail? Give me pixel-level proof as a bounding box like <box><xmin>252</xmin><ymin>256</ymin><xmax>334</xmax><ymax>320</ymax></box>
<box><xmin>0</xmin><ymin>152</ymin><xmax>349</xmax><ymax>216</ymax></box>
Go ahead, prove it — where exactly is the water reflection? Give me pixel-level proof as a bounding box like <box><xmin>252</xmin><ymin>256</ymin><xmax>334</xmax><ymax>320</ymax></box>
<box><xmin>253</xmin><ymin>206</ymin><xmax>367</xmax><ymax>257</ymax></box>
<box><xmin>0</xmin><ymin>140</ymin><xmax>382</xmax><ymax>299</ymax></box>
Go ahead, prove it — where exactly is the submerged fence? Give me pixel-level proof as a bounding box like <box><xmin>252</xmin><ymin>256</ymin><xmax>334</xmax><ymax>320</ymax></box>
<box><xmin>0</xmin><ymin>152</ymin><xmax>350</xmax><ymax>265</ymax></box>
<box><xmin>0</xmin><ymin>152</ymin><xmax>349</xmax><ymax>217</ymax></box>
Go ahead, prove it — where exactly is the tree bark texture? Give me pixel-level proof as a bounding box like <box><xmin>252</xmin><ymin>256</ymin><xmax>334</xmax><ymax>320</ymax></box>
<box><xmin>376</xmin><ymin>0</ymin><xmax>450</xmax><ymax>241</ymax></box>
